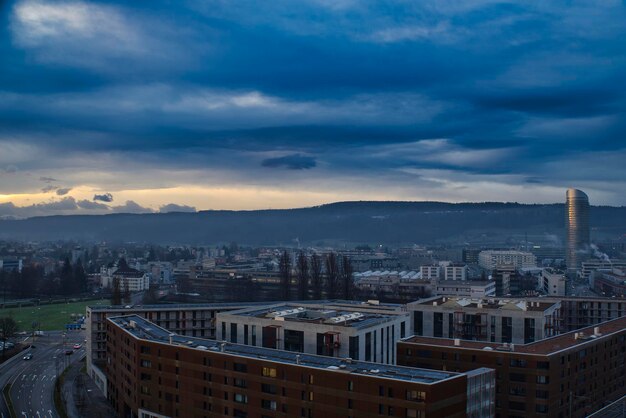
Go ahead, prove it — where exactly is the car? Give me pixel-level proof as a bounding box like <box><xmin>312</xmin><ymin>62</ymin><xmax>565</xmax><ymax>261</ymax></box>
<box><xmin>64</xmin><ymin>349</ymin><xmax>73</xmax><ymax>355</ymax></box>
<box><xmin>23</xmin><ymin>353</ymin><xmax>33</xmax><ymax>360</ymax></box>
<box><xmin>73</xmin><ymin>343</ymin><xmax>81</xmax><ymax>349</ymax></box>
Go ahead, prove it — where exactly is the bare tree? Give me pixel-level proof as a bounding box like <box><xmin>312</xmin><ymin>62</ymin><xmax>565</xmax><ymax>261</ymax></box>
<box><xmin>295</xmin><ymin>251</ymin><xmax>309</xmax><ymax>300</ymax></box>
<box><xmin>111</xmin><ymin>277</ymin><xmax>122</xmax><ymax>305</ymax></box>
<box><xmin>122</xmin><ymin>280</ymin><xmax>131</xmax><ymax>305</ymax></box>
<box><xmin>310</xmin><ymin>253</ymin><xmax>323</xmax><ymax>300</ymax></box>
<box><xmin>279</xmin><ymin>250</ymin><xmax>292</xmax><ymax>300</ymax></box>
<box><xmin>340</xmin><ymin>255</ymin><xmax>354</xmax><ymax>300</ymax></box>
<box><xmin>0</xmin><ymin>317</ymin><xmax>17</xmax><ymax>359</ymax></box>
<box><xmin>325</xmin><ymin>252</ymin><xmax>339</xmax><ymax>299</ymax></box>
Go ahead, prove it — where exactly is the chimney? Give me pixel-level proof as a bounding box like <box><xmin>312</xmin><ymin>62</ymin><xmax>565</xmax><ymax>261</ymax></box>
<box><xmin>433</xmin><ymin>301</ymin><xmax>438</xmax><ymax>306</ymax></box>
<box><xmin>594</xmin><ymin>327</ymin><xmax>601</xmax><ymax>336</ymax></box>
<box><xmin>220</xmin><ymin>341</ymin><xmax>227</xmax><ymax>352</ymax></box>
<box><xmin>296</xmin><ymin>355</ymin><xmax>301</xmax><ymax>365</ymax></box>
<box><xmin>169</xmin><ymin>333</ymin><xmax>175</xmax><ymax>345</ymax></box>
<box><xmin>510</xmin><ymin>344</ymin><xmax>515</xmax><ymax>352</ymax></box>
<box><xmin>454</xmin><ymin>338</ymin><xmax>460</xmax><ymax>346</ymax></box>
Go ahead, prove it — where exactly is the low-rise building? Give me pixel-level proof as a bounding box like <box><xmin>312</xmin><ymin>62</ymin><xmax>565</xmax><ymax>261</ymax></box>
<box><xmin>590</xmin><ymin>268</ymin><xmax>626</xmax><ymax>297</ymax></box>
<box><xmin>433</xmin><ymin>280</ymin><xmax>495</xmax><ymax>298</ymax></box>
<box><xmin>542</xmin><ymin>269</ymin><xmax>567</xmax><ymax>296</ymax></box>
<box><xmin>420</xmin><ymin>265</ymin><xmax>441</xmax><ymax>281</ymax></box>
<box><xmin>580</xmin><ymin>259</ymin><xmax>626</xmax><ymax>281</ymax></box>
<box><xmin>444</xmin><ymin>264</ymin><xmax>468</xmax><ymax>281</ymax></box>
<box><xmin>106</xmin><ymin>315</ymin><xmax>495</xmax><ymax>418</ymax></box>
<box><xmin>398</xmin><ymin>316</ymin><xmax>626</xmax><ymax>418</ymax></box>
<box><xmin>407</xmin><ymin>296</ymin><xmax>561</xmax><ymax>344</ymax></box>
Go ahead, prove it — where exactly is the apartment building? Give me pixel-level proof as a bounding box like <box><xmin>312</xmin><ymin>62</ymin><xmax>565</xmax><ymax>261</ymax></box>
<box><xmin>444</xmin><ymin>264</ymin><xmax>468</xmax><ymax>281</ymax></box>
<box><xmin>398</xmin><ymin>317</ymin><xmax>626</xmax><ymax>418</ymax></box>
<box><xmin>106</xmin><ymin>315</ymin><xmax>496</xmax><ymax>418</ymax></box>
<box><xmin>478</xmin><ymin>251</ymin><xmax>537</xmax><ymax>270</ymax></box>
<box><xmin>542</xmin><ymin>269</ymin><xmax>567</xmax><ymax>296</ymax></box>
<box><xmin>433</xmin><ymin>281</ymin><xmax>495</xmax><ymax>299</ymax></box>
<box><xmin>407</xmin><ymin>296</ymin><xmax>561</xmax><ymax>344</ymax></box>
<box><xmin>216</xmin><ymin>301</ymin><xmax>410</xmax><ymax>365</ymax></box>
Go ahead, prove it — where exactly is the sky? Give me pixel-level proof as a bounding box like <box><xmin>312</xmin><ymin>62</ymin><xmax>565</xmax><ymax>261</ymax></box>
<box><xmin>0</xmin><ymin>0</ymin><xmax>625</xmax><ymax>217</ymax></box>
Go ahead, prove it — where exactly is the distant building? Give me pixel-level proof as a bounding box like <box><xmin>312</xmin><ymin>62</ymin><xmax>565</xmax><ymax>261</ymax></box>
<box><xmin>462</xmin><ymin>248</ymin><xmax>481</xmax><ymax>264</ymax></box>
<box><xmin>101</xmin><ymin>265</ymin><xmax>149</xmax><ymax>292</ymax></box>
<box><xmin>580</xmin><ymin>259</ymin><xmax>626</xmax><ymax>280</ymax></box>
<box><xmin>107</xmin><ymin>315</ymin><xmax>495</xmax><ymax>418</ymax></box>
<box><xmin>491</xmin><ymin>263</ymin><xmax>516</xmax><ymax>296</ymax></box>
<box><xmin>443</xmin><ymin>264</ymin><xmax>468</xmax><ymax>281</ymax></box>
<box><xmin>420</xmin><ymin>265</ymin><xmax>441</xmax><ymax>281</ymax></box>
<box><xmin>433</xmin><ymin>280</ymin><xmax>495</xmax><ymax>298</ymax></box>
<box><xmin>0</xmin><ymin>258</ymin><xmax>22</xmax><ymax>272</ymax></box>
<box><xmin>407</xmin><ymin>296</ymin><xmax>561</xmax><ymax>344</ymax></box>
<box><xmin>478</xmin><ymin>250</ymin><xmax>537</xmax><ymax>270</ymax></box>
<box><xmin>398</xmin><ymin>316</ymin><xmax>626</xmax><ymax>418</ymax></box>
<box><xmin>542</xmin><ymin>268</ymin><xmax>566</xmax><ymax>296</ymax></box>
<box><xmin>565</xmin><ymin>188</ymin><xmax>590</xmax><ymax>273</ymax></box>
<box><xmin>590</xmin><ymin>268</ymin><xmax>626</xmax><ymax>297</ymax></box>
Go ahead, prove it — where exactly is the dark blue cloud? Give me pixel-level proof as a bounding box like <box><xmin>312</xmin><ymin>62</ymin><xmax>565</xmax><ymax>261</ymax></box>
<box><xmin>262</xmin><ymin>154</ymin><xmax>317</xmax><ymax>170</ymax></box>
<box><xmin>93</xmin><ymin>193</ymin><xmax>113</xmax><ymax>202</ymax></box>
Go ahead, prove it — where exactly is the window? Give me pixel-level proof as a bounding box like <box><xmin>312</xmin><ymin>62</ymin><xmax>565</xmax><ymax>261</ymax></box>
<box><xmin>261</xmin><ymin>400</ymin><xmax>277</xmax><ymax>411</ymax></box>
<box><xmin>140</xmin><ymin>359</ymin><xmax>152</xmax><ymax>368</ymax></box>
<box><xmin>535</xmin><ymin>404</ymin><xmax>549</xmax><ymax>413</ymax></box>
<box><xmin>234</xmin><ymin>393</ymin><xmax>248</xmax><ymax>404</ymax></box>
<box><xmin>140</xmin><ymin>345</ymin><xmax>151</xmax><ymax>354</ymax></box>
<box><xmin>509</xmin><ymin>401</ymin><xmax>526</xmax><ymax>411</ymax></box>
<box><xmin>406</xmin><ymin>390</ymin><xmax>425</xmax><ymax>402</ymax></box>
<box><xmin>262</xmin><ymin>384</ymin><xmax>277</xmax><ymax>394</ymax></box>
<box><xmin>234</xmin><ymin>363</ymin><xmax>247</xmax><ymax>373</ymax></box>
<box><xmin>537</xmin><ymin>375</ymin><xmax>549</xmax><ymax>384</ymax></box>
<box><xmin>262</xmin><ymin>367</ymin><xmax>277</xmax><ymax>378</ymax></box>
<box><xmin>234</xmin><ymin>378</ymin><xmax>247</xmax><ymax>388</ymax></box>
<box><xmin>348</xmin><ymin>381</ymin><xmax>354</xmax><ymax>392</ymax></box>
<box><xmin>230</xmin><ymin>323</ymin><xmax>238</xmax><ymax>343</ymax></box>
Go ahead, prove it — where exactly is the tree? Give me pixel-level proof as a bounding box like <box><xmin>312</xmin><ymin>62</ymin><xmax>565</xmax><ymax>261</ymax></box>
<box><xmin>111</xmin><ymin>277</ymin><xmax>122</xmax><ymax>305</ymax></box>
<box><xmin>60</xmin><ymin>257</ymin><xmax>73</xmax><ymax>295</ymax></box>
<box><xmin>122</xmin><ymin>280</ymin><xmax>131</xmax><ymax>305</ymax></box>
<box><xmin>340</xmin><ymin>255</ymin><xmax>354</xmax><ymax>300</ymax></box>
<box><xmin>310</xmin><ymin>253</ymin><xmax>323</xmax><ymax>300</ymax></box>
<box><xmin>0</xmin><ymin>317</ymin><xmax>17</xmax><ymax>358</ymax></box>
<box><xmin>142</xmin><ymin>284</ymin><xmax>159</xmax><ymax>305</ymax></box>
<box><xmin>295</xmin><ymin>252</ymin><xmax>309</xmax><ymax>300</ymax></box>
<box><xmin>325</xmin><ymin>252</ymin><xmax>339</xmax><ymax>299</ymax></box>
<box><xmin>279</xmin><ymin>250</ymin><xmax>292</xmax><ymax>300</ymax></box>
<box><xmin>73</xmin><ymin>259</ymin><xmax>87</xmax><ymax>293</ymax></box>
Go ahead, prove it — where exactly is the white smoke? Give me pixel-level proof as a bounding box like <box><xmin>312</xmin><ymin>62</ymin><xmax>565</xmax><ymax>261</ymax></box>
<box><xmin>589</xmin><ymin>243</ymin><xmax>611</xmax><ymax>262</ymax></box>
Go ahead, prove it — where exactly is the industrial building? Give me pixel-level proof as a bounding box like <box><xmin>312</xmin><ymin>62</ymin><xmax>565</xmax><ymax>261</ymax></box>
<box><xmin>106</xmin><ymin>315</ymin><xmax>495</xmax><ymax>418</ymax></box>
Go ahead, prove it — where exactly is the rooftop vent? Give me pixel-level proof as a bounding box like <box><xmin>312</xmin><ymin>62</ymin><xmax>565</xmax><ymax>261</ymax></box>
<box><xmin>454</xmin><ymin>339</ymin><xmax>461</xmax><ymax>347</ymax></box>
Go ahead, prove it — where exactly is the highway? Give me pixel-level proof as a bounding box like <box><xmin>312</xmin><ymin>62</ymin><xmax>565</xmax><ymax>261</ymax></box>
<box><xmin>0</xmin><ymin>331</ymin><xmax>85</xmax><ymax>418</ymax></box>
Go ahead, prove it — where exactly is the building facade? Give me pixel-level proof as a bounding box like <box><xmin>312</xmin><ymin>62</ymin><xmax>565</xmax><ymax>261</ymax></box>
<box><xmin>478</xmin><ymin>251</ymin><xmax>537</xmax><ymax>270</ymax></box>
<box><xmin>565</xmin><ymin>188</ymin><xmax>590</xmax><ymax>274</ymax></box>
<box><xmin>106</xmin><ymin>315</ymin><xmax>495</xmax><ymax>418</ymax></box>
<box><xmin>398</xmin><ymin>317</ymin><xmax>626</xmax><ymax>418</ymax></box>
<box><xmin>542</xmin><ymin>269</ymin><xmax>567</xmax><ymax>296</ymax></box>
<box><xmin>216</xmin><ymin>302</ymin><xmax>410</xmax><ymax>365</ymax></box>
<box><xmin>407</xmin><ymin>296</ymin><xmax>561</xmax><ymax>344</ymax></box>
<box><xmin>433</xmin><ymin>281</ymin><xmax>495</xmax><ymax>299</ymax></box>
<box><xmin>444</xmin><ymin>264</ymin><xmax>468</xmax><ymax>281</ymax></box>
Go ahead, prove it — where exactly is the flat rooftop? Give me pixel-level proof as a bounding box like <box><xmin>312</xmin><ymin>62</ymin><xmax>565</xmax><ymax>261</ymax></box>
<box><xmin>88</xmin><ymin>299</ymin><xmax>402</xmax><ymax>313</ymax></box>
<box><xmin>221</xmin><ymin>303</ymin><xmax>407</xmax><ymax>330</ymax></box>
<box><xmin>401</xmin><ymin>316</ymin><xmax>626</xmax><ymax>355</ymax></box>
<box><xmin>411</xmin><ymin>296</ymin><xmax>558</xmax><ymax>312</ymax></box>
<box><xmin>109</xmin><ymin>315</ymin><xmax>470</xmax><ymax>385</ymax></box>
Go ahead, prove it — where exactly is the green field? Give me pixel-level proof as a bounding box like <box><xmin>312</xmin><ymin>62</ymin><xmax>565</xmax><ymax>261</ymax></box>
<box><xmin>0</xmin><ymin>299</ymin><xmax>108</xmax><ymax>331</ymax></box>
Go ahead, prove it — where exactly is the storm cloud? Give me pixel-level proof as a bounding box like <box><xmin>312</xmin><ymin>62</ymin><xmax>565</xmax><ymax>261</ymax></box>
<box><xmin>0</xmin><ymin>0</ymin><xmax>625</xmax><ymax>214</ymax></box>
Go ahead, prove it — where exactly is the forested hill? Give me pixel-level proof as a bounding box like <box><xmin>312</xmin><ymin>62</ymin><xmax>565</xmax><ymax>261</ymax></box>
<box><xmin>0</xmin><ymin>201</ymin><xmax>624</xmax><ymax>245</ymax></box>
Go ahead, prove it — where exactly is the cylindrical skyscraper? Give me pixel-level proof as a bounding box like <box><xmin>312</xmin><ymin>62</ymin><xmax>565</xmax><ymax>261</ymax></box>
<box><xmin>565</xmin><ymin>188</ymin><xmax>590</xmax><ymax>274</ymax></box>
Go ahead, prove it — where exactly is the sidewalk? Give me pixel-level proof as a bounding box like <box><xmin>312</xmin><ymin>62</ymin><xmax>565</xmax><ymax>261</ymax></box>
<box><xmin>61</xmin><ymin>358</ymin><xmax>116</xmax><ymax>418</ymax></box>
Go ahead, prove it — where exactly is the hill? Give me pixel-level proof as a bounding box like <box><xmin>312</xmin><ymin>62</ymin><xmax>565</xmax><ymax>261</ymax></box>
<box><xmin>0</xmin><ymin>201</ymin><xmax>624</xmax><ymax>245</ymax></box>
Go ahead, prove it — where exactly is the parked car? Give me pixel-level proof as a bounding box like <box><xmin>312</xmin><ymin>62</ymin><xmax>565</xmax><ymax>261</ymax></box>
<box><xmin>73</xmin><ymin>343</ymin><xmax>81</xmax><ymax>349</ymax></box>
<box><xmin>23</xmin><ymin>353</ymin><xmax>33</xmax><ymax>360</ymax></box>
<box><xmin>64</xmin><ymin>349</ymin><xmax>73</xmax><ymax>355</ymax></box>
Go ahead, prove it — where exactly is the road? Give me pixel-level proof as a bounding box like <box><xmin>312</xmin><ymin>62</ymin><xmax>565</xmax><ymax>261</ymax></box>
<box><xmin>2</xmin><ymin>331</ymin><xmax>85</xmax><ymax>418</ymax></box>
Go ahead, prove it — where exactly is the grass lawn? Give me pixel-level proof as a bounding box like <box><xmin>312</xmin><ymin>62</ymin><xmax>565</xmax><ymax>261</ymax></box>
<box><xmin>0</xmin><ymin>299</ymin><xmax>108</xmax><ymax>332</ymax></box>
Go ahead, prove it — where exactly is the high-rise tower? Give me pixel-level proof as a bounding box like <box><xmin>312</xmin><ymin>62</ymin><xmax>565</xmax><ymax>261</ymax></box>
<box><xmin>565</xmin><ymin>188</ymin><xmax>590</xmax><ymax>273</ymax></box>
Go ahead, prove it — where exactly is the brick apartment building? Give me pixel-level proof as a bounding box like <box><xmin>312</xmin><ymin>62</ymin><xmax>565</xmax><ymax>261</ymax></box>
<box><xmin>397</xmin><ymin>316</ymin><xmax>626</xmax><ymax>418</ymax></box>
<box><xmin>106</xmin><ymin>315</ymin><xmax>495</xmax><ymax>418</ymax></box>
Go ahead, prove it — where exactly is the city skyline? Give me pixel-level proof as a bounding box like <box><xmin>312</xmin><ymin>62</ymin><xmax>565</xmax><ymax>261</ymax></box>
<box><xmin>1</xmin><ymin>0</ymin><xmax>626</xmax><ymax>216</ymax></box>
